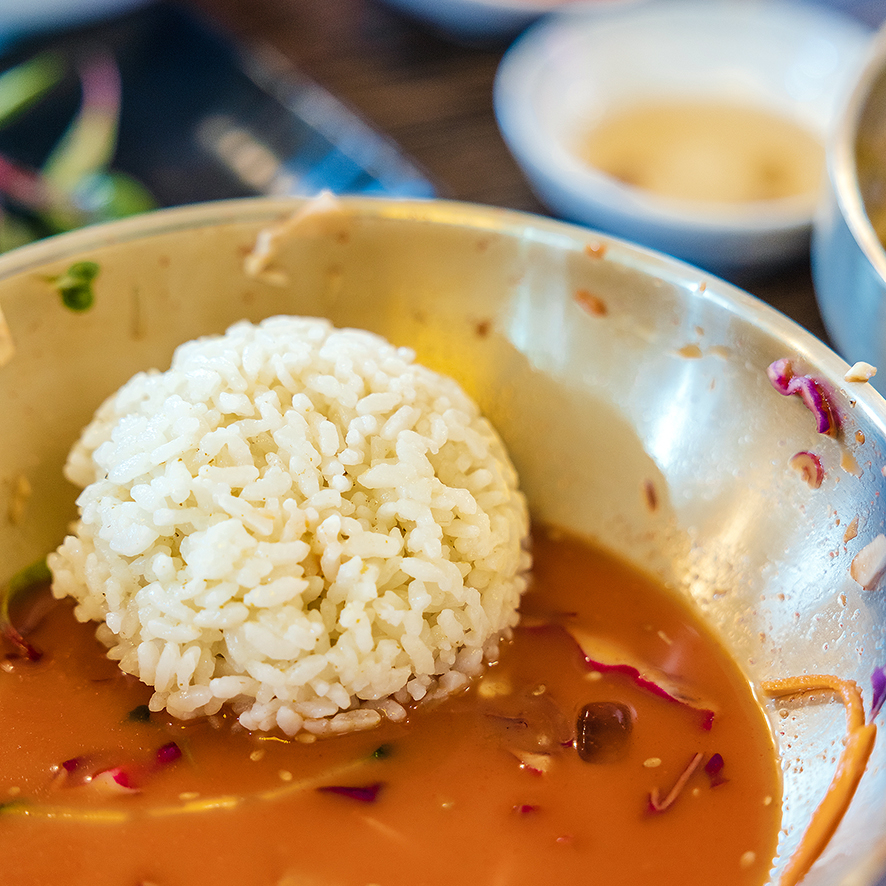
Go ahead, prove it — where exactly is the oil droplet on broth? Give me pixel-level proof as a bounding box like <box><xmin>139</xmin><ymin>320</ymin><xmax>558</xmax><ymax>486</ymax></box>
<box><xmin>577</xmin><ymin>100</ymin><xmax>824</xmax><ymax>206</ymax></box>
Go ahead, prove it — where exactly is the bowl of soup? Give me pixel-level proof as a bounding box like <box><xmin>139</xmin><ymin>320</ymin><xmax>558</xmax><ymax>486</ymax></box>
<box><xmin>494</xmin><ymin>0</ymin><xmax>872</xmax><ymax>274</ymax></box>
<box><xmin>0</xmin><ymin>195</ymin><xmax>884</xmax><ymax>886</ymax></box>
<box><xmin>813</xmin><ymin>22</ymin><xmax>886</xmax><ymax>396</ymax></box>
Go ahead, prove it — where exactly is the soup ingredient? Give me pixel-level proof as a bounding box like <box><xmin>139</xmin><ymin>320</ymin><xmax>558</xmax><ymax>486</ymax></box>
<box><xmin>762</xmin><ymin>675</ymin><xmax>877</xmax><ymax>886</ymax></box>
<box><xmin>316</xmin><ymin>781</ymin><xmax>383</xmax><ymax>802</ymax></box>
<box><xmin>48</xmin><ymin>316</ymin><xmax>530</xmax><ymax>737</ymax></box>
<box><xmin>566</xmin><ymin>626</ymin><xmax>715</xmax><ymax>728</ymax></box>
<box><xmin>844</xmin><ymin>361</ymin><xmax>877</xmax><ymax>383</ymax></box>
<box><xmin>872</xmin><ymin>667</ymin><xmax>886</xmax><ymax>719</ymax></box>
<box><xmin>705</xmin><ymin>752</ymin><xmax>728</xmax><ymax>787</ymax></box>
<box><xmin>0</xmin><ymin>557</ymin><xmax>50</xmax><ymax>661</ymax></box>
<box><xmin>0</xmin><ymin>529</ymin><xmax>780</xmax><ymax>886</ymax></box>
<box><xmin>767</xmin><ymin>358</ymin><xmax>837</xmax><ymax>435</ymax></box>
<box><xmin>575</xmin><ymin>701</ymin><xmax>633</xmax><ymax>762</ymax></box>
<box><xmin>579</xmin><ymin>99</ymin><xmax>823</xmax><ymax>206</ymax></box>
<box><xmin>244</xmin><ymin>190</ymin><xmax>343</xmax><ymax>285</ymax></box>
<box><xmin>788</xmin><ymin>451</ymin><xmax>824</xmax><ymax>489</ymax></box>
<box><xmin>849</xmin><ymin>533</ymin><xmax>886</xmax><ymax>590</ymax></box>
<box><xmin>648</xmin><ymin>750</ymin><xmax>704</xmax><ymax>812</ymax></box>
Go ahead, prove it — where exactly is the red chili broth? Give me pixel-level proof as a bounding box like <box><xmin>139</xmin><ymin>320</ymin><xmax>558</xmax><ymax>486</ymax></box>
<box><xmin>0</xmin><ymin>527</ymin><xmax>781</xmax><ymax>886</ymax></box>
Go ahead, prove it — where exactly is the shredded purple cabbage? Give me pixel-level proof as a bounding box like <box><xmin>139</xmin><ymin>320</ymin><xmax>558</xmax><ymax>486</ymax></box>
<box><xmin>317</xmin><ymin>782</ymin><xmax>384</xmax><ymax>803</ymax></box>
<box><xmin>767</xmin><ymin>358</ymin><xmax>794</xmax><ymax>393</ymax></box>
<box><xmin>789</xmin><ymin>451</ymin><xmax>824</xmax><ymax>488</ymax></box>
<box><xmin>533</xmin><ymin>622</ymin><xmax>716</xmax><ymax>730</ymax></box>
<box><xmin>580</xmin><ymin>654</ymin><xmax>715</xmax><ymax>730</ymax></box>
<box><xmin>871</xmin><ymin>667</ymin><xmax>886</xmax><ymax>721</ymax></box>
<box><xmin>767</xmin><ymin>359</ymin><xmax>836</xmax><ymax>435</ymax></box>
<box><xmin>2</xmin><ymin>624</ymin><xmax>42</xmax><ymax>662</ymax></box>
<box><xmin>156</xmin><ymin>742</ymin><xmax>182</xmax><ymax>767</ymax></box>
<box><xmin>704</xmin><ymin>752</ymin><xmax>728</xmax><ymax>787</ymax></box>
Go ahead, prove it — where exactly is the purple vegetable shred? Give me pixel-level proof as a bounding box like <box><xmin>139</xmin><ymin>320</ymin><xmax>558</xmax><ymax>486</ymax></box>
<box><xmin>317</xmin><ymin>782</ymin><xmax>384</xmax><ymax>803</ymax></box>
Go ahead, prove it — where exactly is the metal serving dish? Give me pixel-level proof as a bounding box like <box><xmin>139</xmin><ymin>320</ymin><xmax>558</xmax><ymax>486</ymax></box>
<box><xmin>0</xmin><ymin>197</ymin><xmax>884</xmax><ymax>884</ymax></box>
<box><xmin>813</xmin><ymin>23</ymin><xmax>886</xmax><ymax>393</ymax></box>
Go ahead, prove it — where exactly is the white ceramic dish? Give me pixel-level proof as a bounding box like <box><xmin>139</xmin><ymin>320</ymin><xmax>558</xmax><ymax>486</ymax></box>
<box><xmin>494</xmin><ymin>0</ymin><xmax>873</xmax><ymax>273</ymax></box>
<box><xmin>377</xmin><ymin>0</ymin><xmax>642</xmax><ymax>43</ymax></box>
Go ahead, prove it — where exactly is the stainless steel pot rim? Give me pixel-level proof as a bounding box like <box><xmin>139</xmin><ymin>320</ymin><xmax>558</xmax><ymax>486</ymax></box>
<box><xmin>828</xmin><ymin>24</ymin><xmax>886</xmax><ymax>288</ymax></box>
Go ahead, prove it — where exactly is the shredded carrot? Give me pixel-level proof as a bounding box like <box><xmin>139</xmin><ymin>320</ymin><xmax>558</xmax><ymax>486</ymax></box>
<box><xmin>762</xmin><ymin>675</ymin><xmax>877</xmax><ymax>886</ymax></box>
<box><xmin>649</xmin><ymin>751</ymin><xmax>704</xmax><ymax>812</ymax></box>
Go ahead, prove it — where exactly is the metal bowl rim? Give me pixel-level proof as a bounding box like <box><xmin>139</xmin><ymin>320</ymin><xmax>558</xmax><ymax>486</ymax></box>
<box><xmin>1</xmin><ymin>193</ymin><xmax>884</xmax><ymax>433</ymax></box>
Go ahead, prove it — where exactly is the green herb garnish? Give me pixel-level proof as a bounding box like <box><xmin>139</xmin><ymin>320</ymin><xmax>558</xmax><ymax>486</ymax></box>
<box><xmin>50</xmin><ymin>260</ymin><xmax>99</xmax><ymax>311</ymax></box>
<box><xmin>127</xmin><ymin>704</ymin><xmax>152</xmax><ymax>723</ymax></box>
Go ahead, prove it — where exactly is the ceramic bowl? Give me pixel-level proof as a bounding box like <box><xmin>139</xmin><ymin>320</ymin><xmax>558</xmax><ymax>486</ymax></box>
<box><xmin>0</xmin><ymin>196</ymin><xmax>884</xmax><ymax>883</ymax></box>
<box><xmin>494</xmin><ymin>0</ymin><xmax>872</xmax><ymax>273</ymax></box>
<box><xmin>377</xmin><ymin>0</ymin><xmax>641</xmax><ymax>43</ymax></box>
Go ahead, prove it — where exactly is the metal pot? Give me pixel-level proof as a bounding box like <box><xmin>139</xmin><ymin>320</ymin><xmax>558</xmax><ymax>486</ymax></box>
<box><xmin>0</xmin><ymin>196</ymin><xmax>884</xmax><ymax>884</ymax></box>
<box><xmin>813</xmin><ymin>23</ymin><xmax>886</xmax><ymax>393</ymax></box>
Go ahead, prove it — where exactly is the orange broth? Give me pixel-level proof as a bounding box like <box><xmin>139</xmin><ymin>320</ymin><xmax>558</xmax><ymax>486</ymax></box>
<box><xmin>0</xmin><ymin>527</ymin><xmax>781</xmax><ymax>886</ymax></box>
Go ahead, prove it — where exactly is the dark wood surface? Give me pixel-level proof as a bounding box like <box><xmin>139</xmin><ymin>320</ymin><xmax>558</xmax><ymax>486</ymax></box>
<box><xmin>189</xmin><ymin>0</ymin><xmax>831</xmax><ymax>344</ymax></box>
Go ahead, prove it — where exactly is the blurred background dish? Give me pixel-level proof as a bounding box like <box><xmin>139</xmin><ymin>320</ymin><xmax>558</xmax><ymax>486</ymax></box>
<box><xmin>494</xmin><ymin>0</ymin><xmax>873</xmax><ymax>274</ymax></box>
<box><xmin>812</xmin><ymin>23</ymin><xmax>886</xmax><ymax>394</ymax></box>
<box><xmin>0</xmin><ymin>2</ymin><xmax>435</xmax><ymax>252</ymax></box>
<box><xmin>376</xmin><ymin>0</ymin><xmax>645</xmax><ymax>44</ymax></box>
<box><xmin>0</xmin><ymin>0</ymin><xmax>150</xmax><ymax>46</ymax></box>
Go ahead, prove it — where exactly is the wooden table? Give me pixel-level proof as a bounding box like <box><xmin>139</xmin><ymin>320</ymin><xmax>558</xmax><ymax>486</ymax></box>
<box><xmin>189</xmin><ymin>0</ymin><xmax>831</xmax><ymax>344</ymax></box>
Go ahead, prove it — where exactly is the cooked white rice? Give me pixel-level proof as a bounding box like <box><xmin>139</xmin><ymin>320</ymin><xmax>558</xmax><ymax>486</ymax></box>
<box><xmin>48</xmin><ymin>316</ymin><xmax>530</xmax><ymax>737</ymax></box>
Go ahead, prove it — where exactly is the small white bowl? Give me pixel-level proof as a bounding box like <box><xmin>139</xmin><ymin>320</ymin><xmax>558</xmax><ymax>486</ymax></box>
<box><xmin>377</xmin><ymin>0</ymin><xmax>642</xmax><ymax>44</ymax></box>
<box><xmin>494</xmin><ymin>0</ymin><xmax>873</xmax><ymax>272</ymax></box>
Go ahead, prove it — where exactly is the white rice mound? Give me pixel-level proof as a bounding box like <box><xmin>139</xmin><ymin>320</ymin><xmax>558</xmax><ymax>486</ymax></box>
<box><xmin>49</xmin><ymin>316</ymin><xmax>530</xmax><ymax>737</ymax></box>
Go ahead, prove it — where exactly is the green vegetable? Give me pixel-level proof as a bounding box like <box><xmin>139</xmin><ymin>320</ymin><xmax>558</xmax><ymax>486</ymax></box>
<box><xmin>0</xmin><ymin>51</ymin><xmax>157</xmax><ymax>256</ymax></box>
<box><xmin>0</xmin><ymin>557</ymin><xmax>50</xmax><ymax>661</ymax></box>
<box><xmin>50</xmin><ymin>260</ymin><xmax>99</xmax><ymax>312</ymax></box>
<box><xmin>0</xmin><ymin>211</ymin><xmax>42</xmax><ymax>253</ymax></box>
<box><xmin>127</xmin><ymin>704</ymin><xmax>152</xmax><ymax>723</ymax></box>
<box><xmin>0</xmin><ymin>53</ymin><xmax>64</xmax><ymax>130</ymax></box>
<box><xmin>1</xmin><ymin>557</ymin><xmax>50</xmax><ymax>626</ymax></box>
<box><xmin>72</xmin><ymin>170</ymin><xmax>156</xmax><ymax>222</ymax></box>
